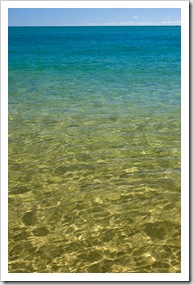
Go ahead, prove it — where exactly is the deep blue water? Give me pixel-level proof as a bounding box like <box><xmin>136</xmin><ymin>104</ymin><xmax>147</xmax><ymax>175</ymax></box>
<box><xmin>8</xmin><ymin>26</ymin><xmax>181</xmax><ymax>273</ymax></box>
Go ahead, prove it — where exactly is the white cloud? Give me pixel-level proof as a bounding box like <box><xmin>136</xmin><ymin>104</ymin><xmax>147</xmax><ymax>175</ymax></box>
<box><xmin>161</xmin><ymin>20</ymin><xmax>181</xmax><ymax>25</ymax></box>
<box><xmin>83</xmin><ymin>21</ymin><xmax>181</xmax><ymax>26</ymax></box>
<box><xmin>133</xmin><ymin>16</ymin><xmax>139</xmax><ymax>19</ymax></box>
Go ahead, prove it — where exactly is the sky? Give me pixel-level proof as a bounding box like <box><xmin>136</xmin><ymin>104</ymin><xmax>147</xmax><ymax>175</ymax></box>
<box><xmin>8</xmin><ymin>8</ymin><xmax>181</xmax><ymax>27</ymax></box>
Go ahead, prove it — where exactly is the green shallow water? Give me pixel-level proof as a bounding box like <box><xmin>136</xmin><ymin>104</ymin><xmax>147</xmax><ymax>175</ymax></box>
<box><xmin>8</xmin><ymin>26</ymin><xmax>181</xmax><ymax>273</ymax></box>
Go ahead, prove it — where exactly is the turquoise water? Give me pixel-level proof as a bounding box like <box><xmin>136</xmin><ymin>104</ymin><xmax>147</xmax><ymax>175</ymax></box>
<box><xmin>8</xmin><ymin>26</ymin><xmax>181</xmax><ymax>273</ymax></box>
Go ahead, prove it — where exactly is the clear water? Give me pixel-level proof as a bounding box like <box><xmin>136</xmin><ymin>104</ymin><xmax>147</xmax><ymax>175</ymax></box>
<box><xmin>8</xmin><ymin>26</ymin><xmax>181</xmax><ymax>273</ymax></box>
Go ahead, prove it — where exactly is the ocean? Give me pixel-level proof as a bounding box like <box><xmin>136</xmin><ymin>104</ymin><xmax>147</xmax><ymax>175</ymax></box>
<box><xmin>8</xmin><ymin>26</ymin><xmax>181</xmax><ymax>273</ymax></box>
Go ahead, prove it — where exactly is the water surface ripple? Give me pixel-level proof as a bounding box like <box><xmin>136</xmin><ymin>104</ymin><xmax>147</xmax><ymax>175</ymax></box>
<box><xmin>8</xmin><ymin>26</ymin><xmax>181</xmax><ymax>273</ymax></box>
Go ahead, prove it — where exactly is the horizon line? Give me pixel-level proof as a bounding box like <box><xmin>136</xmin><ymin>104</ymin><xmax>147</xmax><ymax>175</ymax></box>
<box><xmin>8</xmin><ymin>24</ymin><xmax>181</xmax><ymax>27</ymax></box>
